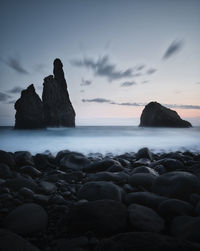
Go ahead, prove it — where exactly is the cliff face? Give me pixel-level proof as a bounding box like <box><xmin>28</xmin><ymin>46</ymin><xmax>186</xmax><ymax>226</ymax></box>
<box><xmin>140</xmin><ymin>102</ymin><xmax>192</xmax><ymax>128</ymax></box>
<box><xmin>14</xmin><ymin>84</ymin><xmax>45</xmax><ymax>129</ymax></box>
<box><xmin>14</xmin><ymin>59</ymin><xmax>75</xmax><ymax>129</ymax></box>
<box><xmin>42</xmin><ymin>59</ymin><xmax>75</xmax><ymax>127</ymax></box>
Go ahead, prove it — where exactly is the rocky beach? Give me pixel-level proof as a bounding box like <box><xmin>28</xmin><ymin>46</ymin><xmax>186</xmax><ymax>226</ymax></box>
<box><xmin>1</xmin><ymin>148</ymin><xmax>200</xmax><ymax>250</ymax></box>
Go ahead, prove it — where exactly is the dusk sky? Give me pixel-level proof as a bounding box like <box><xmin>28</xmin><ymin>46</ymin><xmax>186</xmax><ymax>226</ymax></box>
<box><xmin>0</xmin><ymin>0</ymin><xmax>200</xmax><ymax>125</ymax></box>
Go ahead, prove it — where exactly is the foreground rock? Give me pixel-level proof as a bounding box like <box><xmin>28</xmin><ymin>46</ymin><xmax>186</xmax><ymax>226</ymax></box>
<box><xmin>4</xmin><ymin>203</ymin><xmax>48</xmax><ymax>235</ymax></box>
<box><xmin>140</xmin><ymin>102</ymin><xmax>192</xmax><ymax>127</ymax></box>
<box><xmin>0</xmin><ymin>228</ymin><xmax>40</xmax><ymax>251</ymax></box>
<box><xmin>42</xmin><ymin>58</ymin><xmax>75</xmax><ymax>127</ymax></box>
<box><xmin>66</xmin><ymin>200</ymin><xmax>128</xmax><ymax>236</ymax></box>
<box><xmin>96</xmin><ymin>232</ymin><xmax>200</xmax><ymax>251</ymax></box>
<box><xmin>14</xmin><ymin>84</ymin><xmax>45</xmax><ymax>129</ymax></box>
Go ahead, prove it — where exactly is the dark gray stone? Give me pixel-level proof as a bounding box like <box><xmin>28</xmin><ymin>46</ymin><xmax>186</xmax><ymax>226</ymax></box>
<box><xmin>152</xmin><ymin>171</ymin><xmax>200</xmax><ymax>201</ymax></box>
<box><xmin>4</xmin><ymin>203</ymin><xmax>48</xmax><ymax>235</ymax></box>
<box><xmin>128</xmin><ymin>203</ymin><xmax>165</xmax><ymax>232</ymax></box>
<box><xmin>67</xmin><ymin>200</ymin><xmax>128</xmax><ymax>236</ymax></box>
<box><xmin>78</xmin><ymin>181</ymin><xmax>122</xmax><ymax>201</ymax></box>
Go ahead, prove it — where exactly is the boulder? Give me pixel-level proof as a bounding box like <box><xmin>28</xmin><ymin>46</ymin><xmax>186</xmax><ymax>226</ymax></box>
<box><xmin>128</xmin><ymin>204</ymin><xmax>165</xmax><ymax>232</ymax></box>
<box><xmin>14</xmin><ymin>84</ymin><xmax>45</xmax><ymax>129</ymax></box>
<box><xmin>139</xmin><ymin>102</ymin><xmax>192</xmax><ymax>127</ymax></box>
<box><xmin>152</xmin><ymin>171</ymin><xmax>200</xmax><ymax>201</ymax></box>
<box><xmin>96</xmin><ymin>232</ymin><xmax>200</xmax><ymax>251</ymax></box>
<box><xmin>4</xmin><ymin>203</ymin><xmax>48</xmax><ymax>235</ymax></box>
<box><xmin>128</xmin><ymin>173</ymin><xmax>157</xmax><ymax>190</ymax></box>
<box><xmin>78</xmin><ymin>181</ymin><xmax>122</xmax><ymax>201</ymax></box>
<box><xmin>66</xmin><ymin>200</ymin><xmax>128</xmax><ymax>236</ymax></box>
<box><xmin>42</xmin><ymin>58</ymin><xmax>75</xmax><ymax>127</ymax></box>
<box><xmin>0</xmin><ymin>150</ymin><xmax>15</xmax><ymax>168</ymax></box>
<box><xmin>0</xmin><ymin>163</ymin><xmax>12</xmax><ymax>178</ymax></box>
<box><xmin>4</xmin><ymin>177</ymin><xmax>37</xmax><ymax>191</ymax></box>
<box><xmin>0</xmin><ymin>228</ymin><xmax>40</xmax><ymax>251</ymax></box>
<box><xmin>170</xmin><ymin>216</ymin><xmax>200</xmax><ymax>243</ymax></box>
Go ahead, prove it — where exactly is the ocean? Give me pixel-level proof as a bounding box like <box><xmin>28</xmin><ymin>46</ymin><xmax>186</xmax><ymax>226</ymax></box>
<box><xmin>0</xmin><ymin>126</ymin><xmax>200</xmax><ymax>155</ymax></box>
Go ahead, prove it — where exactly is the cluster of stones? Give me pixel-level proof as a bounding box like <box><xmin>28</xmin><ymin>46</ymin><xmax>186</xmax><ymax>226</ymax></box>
<box><xmin>14</xmin><ymin>59</ymin><xmax>75</xmax><ymax>129</ymax></box>
<box><xmin>0</xmin><ymin>148</ymin><xmax>200</xmax><ymax>250</ymax></box>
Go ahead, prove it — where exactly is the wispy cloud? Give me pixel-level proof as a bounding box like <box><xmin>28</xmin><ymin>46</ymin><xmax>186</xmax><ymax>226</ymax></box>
<box><xmin>121</xmin><ymin>81</ymin><xmax>137</xmax><ymax>87</ymax></box>
<box><xmin>71</xmin><ymin>55</ymin><xmax>133</xmax><ymax>81</ymax></box>
<box><xmin>135</xmin><ymin>64</ymin><xmax>145</xmax><ymax>71</ymax></box>
<box><xmin>3</xmin><ymin>57</ymin><xmax>29</xmax><ymax>74</ymax></box>
<box><xmin>0</xmin><ymin>92</ymin><xmax>11</xmax><ymax>102</ymax></box>
<box><xmin>82</xmin><ymin>98</ymin><xmax>200</xmax><ymax>109</ymax></box>
<box><xmin>82</xmin><ymin>98</ymin><xmax>112</xmax><ymax>103</ymax></box>
<box><xmin>33</xmin><ymin>63</ymin><xmax>47</xmax><ymax>73</ymax></box>
<box><xmin>6</xmin><ymin>86</ymin><xmax>23</xmax><ymax>94</ymax></box>
<box><xmin>163</xmin><ymin>40</ymin><xmax>184</xmax><ymax>60</ymax></box>
<box><xmin>80</xmin><ymin>78</ymin><xmax>92</xmax><ymax>86</ymax></box>
<box><xmin>141</xmin><ymin>80</ymin><xmax>149</xmax><ymax>84</ymax></box>
<box><xmin>146</xmin><ymin>68</ymin><xmax>157</xmax><ymax>75</ymax></box>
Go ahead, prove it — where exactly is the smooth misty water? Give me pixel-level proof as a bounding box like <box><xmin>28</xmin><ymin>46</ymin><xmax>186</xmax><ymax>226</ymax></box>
<box><xmin>0</xmin><ymin>126</ymin><xmax>200</xmax><ymax>155</ymax></box>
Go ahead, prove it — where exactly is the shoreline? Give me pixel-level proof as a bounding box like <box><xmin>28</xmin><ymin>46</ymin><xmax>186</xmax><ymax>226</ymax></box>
<box><xmin>0</xmin><ymin>148</ymin><xmax>200</xmax><ymax>250</ymax></box>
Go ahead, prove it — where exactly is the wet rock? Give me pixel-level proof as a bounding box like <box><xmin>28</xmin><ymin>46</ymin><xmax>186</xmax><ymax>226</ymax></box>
<box><xmin>4</xmin><ymin>177</ymin><xmax>37</xmax><ymax>191</ymax></box>
<box><xmin>152</xmin><ymin>171</ymin><xmax>200</xmax><ymax>201</ymax></box>
<box><xmin>52</xmin><ymin>236</ymin><xmax>89</xmax><ymax>251</ymax></box>
<box><xmin>85</xmin><ymin>171</ymin><xmax>128</xmax><ymax>185</ymax></box>
<box><xmin>125</xmin><ymin>191</ymin><xmax>167</xmax><ymax>210</ymax></box>
<box><xmin>78</xmin><ymin>181</ymin><xmax>122</xmax><ymax>201</ymax></box>
<box><xmin>132</xmin><ymin>158</ymin><xmax>151</xmax><ymax>167</ymax></box>
<box><xmin>96</xmin><ymin>232</ymin><xmax>200</xmax><ymax>251</ymax></box>
<box><xmin>83</xmin><ymin>159</ymin><xmax>121</xmax><ymax>173</ymax></box>
<box><xmin>128</xmin><ymin>173</ymin><xmax>157</xmax><ymax>190</ymax></box>
<box><xmin>170</xmin><ymin>216</ymin><xmax>200</xmax><ymax>243</ymax></box>
<box><xmin>131</xmin><ymin>166</ymin><xmax>159</xmax><ymax>176</ymax></box>
<box><xmin>0</xmin><ymin>150</ymin><xmax>15</xmax><ymax>168</ymax></box>
<box><xmin>139</xmin><ymin>101</ymin><xmax>192</xmax><ymax>127</ymax></box>
<box><xmin>37</xmin><ymin>181</ymin><xmax>57</xmax><ymax>195</ymax></box>
<box><xmin>14</xmin><ymin>151</ymin><xmax>34</xmax><ymax>167</ymax></box>
<box><xmin>0</xmin><ymin>228</ymin><xmax>40</xmax><ymax>251</ymax></box>
<box><xmin>19</xmin><ymin>165</ymin><xmax>41</xmax><ymax>177</ymax></box>
<box><xmin>136</xmin><ymin>147</ymin><xmax>153</xmax><ymax>160</ymax></box>
<box><xmin>158</xmin><ymin>199</ymin><xmax>193</xmax><ymax>219</ymax></box>
<box><xmin>67</xmin><ymin>200</ymin><xmax>128</xmax><ymax>236</ymax></box>
<box><xmin>14</xmin><ymin>84</ymin><xmax>45</xmax><ymax>129</ymax></box>
<box><xmin>18</xmin><ymin>187</ymin><xmax>35</xmax><ymax>198</ymax></box>
<box><xmin>0</xmin><ymin>163</ymin><xmax>12</xmax><ymax>178</ymax></box>
<box><xmin>128</xmin><ymin>204</ymin><xmax>165</xmax><ymax>232</ymax></box>
<box><xmin>4</xmin><ymin>203</ymin><xmax>48</xmax><ymax>235</ymax></box>
<box><xmin>60</xmin><ymin>154</ymin><xmax>91</xmax><ymax>171</ymax></box>
<box><xmin>42</xmin><ymin>58</ymin><xmax>75</xmax><ymax>127</ymax></box>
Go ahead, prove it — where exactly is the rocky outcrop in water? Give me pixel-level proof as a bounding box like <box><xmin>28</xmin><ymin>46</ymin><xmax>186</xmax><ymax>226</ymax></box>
<box><xmin>14</xmin><ymin>85</ymin><xmax>45</xmax><ymax>129</ymax></box>
<box><xmin>14</xmin><ymin>59</ymin><xmax>75</xmax><ymax>129</ymax></box>
<box><xmin>42</xmin><ymin>59</ymin><xmax>75</xmax><ymax>127</ymax></box>
<box><xmin>140</xmin><ymin>102</ymin><xmax>192</xmax><ymax>127</ymax></box>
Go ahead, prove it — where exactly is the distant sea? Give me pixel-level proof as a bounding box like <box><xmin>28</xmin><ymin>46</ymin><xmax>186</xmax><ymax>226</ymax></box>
<box><xmin>0</xmin><ymin>126</ymin><xmax>200</xmax><ymax>155</ymax></box>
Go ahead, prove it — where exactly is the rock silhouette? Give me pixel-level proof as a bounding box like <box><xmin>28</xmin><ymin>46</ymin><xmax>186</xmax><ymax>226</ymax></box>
<box><xmin>14</xmin><ymin>59</ymin><xmax>75</xmax><ymax>129</ymax></box>
<box><xmin>140</xmin><ymin>102</ymin><xmax>192</xmax><ymax>127</ymax></box>
<box><xmin>42</xmin><ymin>59</ymin><xmax>75</xmax><ymax>127</ymax></box>
<box><xmin>14</xmin><ymin>84</ymin><xmax>45</xmax><ymax>129</ymax></box>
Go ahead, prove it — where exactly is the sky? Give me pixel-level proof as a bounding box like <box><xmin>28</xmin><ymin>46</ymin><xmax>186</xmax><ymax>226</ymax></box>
<box><xmin>0</xmin><ymin>0</ymin><xmax>200</xmax><ymax>126</ymax></box>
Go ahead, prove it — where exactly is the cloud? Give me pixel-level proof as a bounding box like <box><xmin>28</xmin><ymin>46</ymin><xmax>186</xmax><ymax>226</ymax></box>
<box><xmin>4</xmin><ymin>57</ymin><xmax>29</xmax><ymax>74</ymax></box>
<box><xmin>6</xmin><ymin>86</ymin><xmax>23</xmax><ymax>94</ymax></box>
<box><xmin>80</xmin><ymin>78</ymin><xmax>92</xmax><ymax>86</ymax></box>
<box><xmin>80</xmin><ymin>90</ymin><xmax>85</xmax><ymax>93</ymax></box>
<box><xmin>82</xmin><ymin>98</ymin><xmax>112</xmax><ymax>103</ymax></box>
<box><xmin>71</xmin><ymin>55</ymin><xmax>133</xmax><ymax>81</ymax></box>
<box><xmin>135</xmin><ymin>64</ymin><xmax>145</xmax><ymax>71</ymax></box>
<box><xmin>7</xmin><ymin>100</ymin><xmax>15</xmax><ymax>104</ymax></box>
<box><xmin>196</xmin><ymin>82</ymin><xmax>200</xmax><ymax>85</ymax></box>
<box><xmin>146</xmin><ymin>68</ymin><xmax>157</xmax><ymax>75</ymax></box>
<box><xmin>163</xmin><ymin>40</ymin><xmax>184</xmax><ymax>60</ymax></box>
<box><xmin>121</xmin><ymin>81</ymin><xmax>137</xmax><ymax>87</ymax></box>
<box><xmin>141</xmin><ymin>80</ymin><xmax>149</xmax><ymax>84</ymax></box>
<box><xmin>0</xmin><ymin>92</ymin><xmax>11</xmax><ymax>102</ymax></box>
<box><xmin>82</xmin><ymin>98</ymin><xmax>200</xmax><ymax>109</ymax></box>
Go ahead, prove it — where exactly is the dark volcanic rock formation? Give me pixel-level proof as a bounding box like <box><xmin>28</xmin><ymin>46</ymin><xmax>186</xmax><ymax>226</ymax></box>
<box><xmin>42</xmin><ymin>59</ymin><xmax>75</xmax><ymax>127</ymax></box>
<box><xmin>14</xmin><ymin>85</ymin><xmax>45</xmax><ymax>129</ymax></box>
<box><xmin>140</xmin><ymin>102</ymin><xmax>192</xmax><ymax>127</ymax></box>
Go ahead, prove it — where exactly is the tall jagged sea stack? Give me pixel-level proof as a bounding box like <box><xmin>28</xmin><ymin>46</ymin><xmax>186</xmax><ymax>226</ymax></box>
<box><xmin>14</xmin><ymin>59</ymin><xmax>75</xmax><ymax>129</ymax></box>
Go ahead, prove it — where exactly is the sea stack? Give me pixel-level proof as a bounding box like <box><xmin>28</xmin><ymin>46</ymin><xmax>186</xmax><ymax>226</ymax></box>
<box><xmin>139</xmin><ymin>102</ymin><xmax>192</xmax><ymax>127</ymax></box>
<box><xmin>42</xmin><ymin>59</ymin><xmax>76</xmax><ymax>127</ymax></box>
<box><xmin>14</xmin><ymin>84</ymin><xmax>45</xmax><ymax>129</ymax></box>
